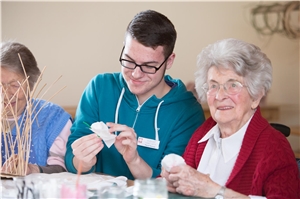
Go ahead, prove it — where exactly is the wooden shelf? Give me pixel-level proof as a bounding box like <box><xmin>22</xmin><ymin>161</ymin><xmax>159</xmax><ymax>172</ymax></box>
<box><xmin>290</xmin><ymin>126</ymin><xmax>300</xmax><ymax>136</ymax></box>
<box><xmin>286</xmin><ymin>126</ymin><xmax>300</xmax><ymax>159</ymax></box>
<box><xmin>63</xmin><ymin>106</ymin><xmax>77</xmax><ymax>119</ymax></box>
<box><xmin>294</xmin><ymin>151</ymin><xmax>300</xmax><ymax>159</ymax></box>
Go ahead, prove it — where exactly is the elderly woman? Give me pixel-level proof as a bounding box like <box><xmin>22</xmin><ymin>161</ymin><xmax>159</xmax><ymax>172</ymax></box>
<box><xmin>161</xmin><ymin>38</ymin><xmax>299</xmax><ymax>198</ymax></box>
<box><xmin>1</xmin><ymin>41</ymin><xmax>72</xmax><ymax>175</ymax></box>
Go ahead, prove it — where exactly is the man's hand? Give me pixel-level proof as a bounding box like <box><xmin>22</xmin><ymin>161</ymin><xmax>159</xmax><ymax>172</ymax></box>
<box><xmin>71</xmin><ymin>133</ymin><xmax>104</xmax><ymax>172</ymax></box>
<box><xmin>107</xmin><ymin>122</ymin><xmax>152</xmax><ymax>179</ymax></box>
<box><xmin>107</xmin><ymin>122</ymin><xmax>138</xmax><ymax>164</ymax></box>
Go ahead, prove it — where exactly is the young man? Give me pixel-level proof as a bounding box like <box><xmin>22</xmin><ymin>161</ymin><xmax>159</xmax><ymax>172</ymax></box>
<box><xmin>65</xmin><ymin>10</ymin><xmax>205</xmax><ymax>180</ymax></box>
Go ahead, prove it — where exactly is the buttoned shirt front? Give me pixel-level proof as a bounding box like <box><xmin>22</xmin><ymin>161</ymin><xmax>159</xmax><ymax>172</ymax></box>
<box><xmin>196</xmin><ymin>115</ymin><xmax>266</xmax><ymax>199</ymax></box>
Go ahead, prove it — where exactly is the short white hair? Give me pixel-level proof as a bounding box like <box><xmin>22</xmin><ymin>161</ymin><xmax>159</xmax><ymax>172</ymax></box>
<box><xmin>195</xmin><ymin>38</ymin><xmax>272</xmax><ymax>103</ymax></box>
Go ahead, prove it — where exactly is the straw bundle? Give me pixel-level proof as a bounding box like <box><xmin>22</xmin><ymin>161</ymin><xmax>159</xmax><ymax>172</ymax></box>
<box><xmin>0</xmin><ymin>54</ymin><xmax>65</xmax><ymax>177</ymax></box>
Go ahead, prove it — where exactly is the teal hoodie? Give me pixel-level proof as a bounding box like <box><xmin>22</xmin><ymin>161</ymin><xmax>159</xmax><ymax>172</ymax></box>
<box><xmin>65</xmin><ymin>73</ymin><xmax>205</xmax><ymax>180</ymax></box>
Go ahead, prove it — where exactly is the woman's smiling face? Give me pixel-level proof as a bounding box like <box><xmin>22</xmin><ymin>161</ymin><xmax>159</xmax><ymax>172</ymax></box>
<box><xmin>206</xmin><ymin>66</ymin><xmax>261</xmax><ymax>130</ymax></box>
<box><xmin>1</xmin><ymin>67</ymin><xmax>28</xmax><ymax>118</ymax></box>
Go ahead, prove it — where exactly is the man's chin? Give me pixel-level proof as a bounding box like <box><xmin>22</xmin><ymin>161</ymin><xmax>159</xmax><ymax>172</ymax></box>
<box><xmin>128</xmin><ymin>88</ymin><xmax>144</xmax><ymax>96</ymax></box>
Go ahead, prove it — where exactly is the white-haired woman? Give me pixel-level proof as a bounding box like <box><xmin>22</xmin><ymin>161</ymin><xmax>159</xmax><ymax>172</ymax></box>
<box><xmin>161</xmin><ymin>38</ymin><xmax>299</xmax><ymax>199</ymax></box>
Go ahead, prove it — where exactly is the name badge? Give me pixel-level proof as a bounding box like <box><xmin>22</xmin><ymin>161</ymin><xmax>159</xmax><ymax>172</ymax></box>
<box><xmin>137</xmin><ymin>137</ymin><xmax>160</xmax><ymax>149</ymax></box>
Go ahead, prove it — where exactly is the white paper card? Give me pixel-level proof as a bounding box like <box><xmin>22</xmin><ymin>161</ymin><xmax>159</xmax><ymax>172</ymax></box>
<box><xmin>137</xmin><ymin>137</ymin><xmax>160</xmax><ymax>149</ymax></box>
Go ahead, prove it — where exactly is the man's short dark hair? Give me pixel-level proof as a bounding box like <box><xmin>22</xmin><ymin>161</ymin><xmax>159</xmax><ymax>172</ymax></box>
<box><xmin>126</xmin><ymin>10</ymin><xmax>177</xmax><ymax>58</ymax></box>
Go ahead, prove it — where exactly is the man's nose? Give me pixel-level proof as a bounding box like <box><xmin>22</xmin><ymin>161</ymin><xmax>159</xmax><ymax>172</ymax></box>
<box><xmin>131</xmin><ymin>66</ymin><xmax>144</xmax><ymax>77</ymax></box>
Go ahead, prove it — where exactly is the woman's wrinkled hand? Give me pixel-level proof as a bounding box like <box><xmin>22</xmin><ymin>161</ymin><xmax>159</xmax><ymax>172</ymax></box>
<box><xmin>161</xmin><ymin>167</ymin><xmax>178</xmax><ymax>193</ymax></box>
<box><xmin>162</xmin><ymin>164</ymin><xmax>220</xmax><ymax>198</ymax></box>
<box><xmin>1</xmin><ymin>154</ymin><xmax>39</xmax><ymax>175</ymax></box>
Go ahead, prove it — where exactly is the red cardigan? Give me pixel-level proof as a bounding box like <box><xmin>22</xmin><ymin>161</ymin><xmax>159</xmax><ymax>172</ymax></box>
<box><xmin>183</xmin><ymin>107</ymin><xmax>300</xmax><ymax>199</ymax></box>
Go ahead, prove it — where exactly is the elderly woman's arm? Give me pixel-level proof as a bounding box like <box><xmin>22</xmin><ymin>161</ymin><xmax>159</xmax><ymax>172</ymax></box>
<box><xmin>41</xmin><ymin>119</ymin><xmax>72</xmax><ymax>173</ymax></box>
<box><xmin>1</xmin><ymin>120</ymin><xmax>72</xmax><ymax>175</ymax></box>
<box><xmin>161</xmin><ymin>165</ymin><xmax>249</xmax><ymax>198</ymax></box>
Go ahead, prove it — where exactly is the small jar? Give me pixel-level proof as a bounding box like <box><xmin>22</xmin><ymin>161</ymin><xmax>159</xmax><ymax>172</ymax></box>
<box><xmin>98</xmin><ymin>184</ymin><xmax>126</xmax><ymax>199</ymax></box>
<box><xmin>13</xmin><ymin>177</ymin><xmax>40</xmax><ymax>199</ymax></box>
<box><xmin>60</xmin><ymin>183</ymin><xmax>87</xmax><ymax>199</ymax></box>
<box><xmin>133</xmin><ymin>178</ymin><xmax>168</xmax><ymax>199</ymax></box>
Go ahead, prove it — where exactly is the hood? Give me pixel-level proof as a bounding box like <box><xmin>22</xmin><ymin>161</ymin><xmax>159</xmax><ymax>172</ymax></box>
<box><xmin>111</xmin><ymin>73</ymin><xmax>198</xmax><ymax>142</ymax></box>
<box><xmin>113</xmin><ymin>73</ymin><xmax>196</xmax><ymax>109</ymax></box>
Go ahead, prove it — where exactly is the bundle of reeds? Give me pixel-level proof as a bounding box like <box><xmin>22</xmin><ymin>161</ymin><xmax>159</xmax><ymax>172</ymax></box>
<box><xmin>0</xmin><ymin>54</ymin><xmax>65</xmax><ymax>177</ymax></box>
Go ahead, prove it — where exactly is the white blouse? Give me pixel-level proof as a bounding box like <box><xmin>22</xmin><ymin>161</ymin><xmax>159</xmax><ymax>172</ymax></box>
<box><xmin>197</xmin><ymin>117</ymin><xmax>266</xmax><ymax>199</ymax></box>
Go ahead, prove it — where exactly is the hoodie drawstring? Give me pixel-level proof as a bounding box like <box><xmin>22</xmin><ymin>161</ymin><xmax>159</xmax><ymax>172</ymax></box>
<box><xmin>154</xmin><ymin>100</ymin><xmax>164</xmax><ymax>141</ymax></box>
<box><xmin>114</xmin><ymin>88</ymin><xmax>125</xmax><ymax>135</ymax></box>
<box><xmin>114</xmin><ymin>87</ymin><xmax>163</xmax><ymax>142</ymax></box>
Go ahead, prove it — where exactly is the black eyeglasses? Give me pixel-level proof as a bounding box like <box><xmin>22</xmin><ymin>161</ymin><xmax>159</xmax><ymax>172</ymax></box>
<box><xmin>119</xmin><ymin>46</ymin><xmax>170</xmax><ymax>74</ymax></box>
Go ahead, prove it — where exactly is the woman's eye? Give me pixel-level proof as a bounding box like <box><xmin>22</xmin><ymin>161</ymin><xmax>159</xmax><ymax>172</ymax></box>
<box><xmin>210</xmin><ymin>84</ymin><xmax>218</xmax><ymax>89</ymax></box>
<box><xmin>230</xmin><ymin>83</ymin><xmax>237</xmax><ymax>88</ymax></box>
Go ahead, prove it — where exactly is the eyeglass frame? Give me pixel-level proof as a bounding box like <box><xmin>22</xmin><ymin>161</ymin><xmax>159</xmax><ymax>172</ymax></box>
<box><xmin>119</xmin><ymin>46</ymin><xmax>171</xmax><ymax>74</ymax></box>
<box><xmin>202</xmin><ymin>80</ymin><xmax>247</xmax><ymax>96</ymax></box>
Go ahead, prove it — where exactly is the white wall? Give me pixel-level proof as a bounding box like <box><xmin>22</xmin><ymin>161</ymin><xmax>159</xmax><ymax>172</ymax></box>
<box><xmin>1</xmin><ymin>1</ymin><xmax>299</xmax><ymax>126</ymax></box>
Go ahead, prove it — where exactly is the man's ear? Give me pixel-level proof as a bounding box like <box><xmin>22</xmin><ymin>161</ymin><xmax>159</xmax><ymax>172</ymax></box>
<box><xmin>166</xmin><ymin>53</ymin><xmax>175</xmax><ymax>70</ymax></box>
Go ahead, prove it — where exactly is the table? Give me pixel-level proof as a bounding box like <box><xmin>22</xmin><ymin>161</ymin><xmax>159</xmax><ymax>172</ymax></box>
<box><xmin>124</xmin><ymin>192</ymin><xmax>212</xmax><ymax>199</ymax></box>
<box><xmin>1</xmin><ymin>175</ymin><xmax>212</xmax><ymax>199</ymax></box>
<box><xmin>126</xmin><ymin>179</ymin><xmax>212</xmax><ymax>199</ymax></box>
<box><xmin>168</xmin><ymin>193</ymin><xmax>213</xmax><ymax>198</ymax></box>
